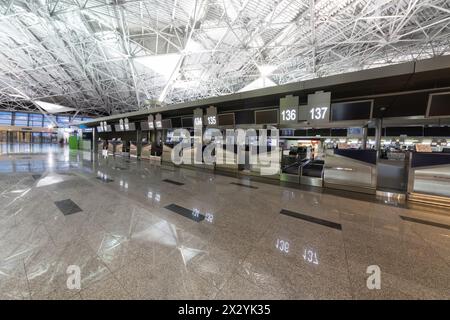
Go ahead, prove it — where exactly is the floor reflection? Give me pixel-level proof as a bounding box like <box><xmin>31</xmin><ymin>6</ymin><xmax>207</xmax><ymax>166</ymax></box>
<box><xmin>0</xmin><ymin>144</ymin><xmax>449</xmax><ymax>300</ymax></box>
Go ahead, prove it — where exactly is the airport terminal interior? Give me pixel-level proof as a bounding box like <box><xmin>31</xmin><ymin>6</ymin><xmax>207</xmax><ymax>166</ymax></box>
<box><xmin>0</xmin><ymin>0</ymin><xmax>450</xmax><ymax>301</ymax></box>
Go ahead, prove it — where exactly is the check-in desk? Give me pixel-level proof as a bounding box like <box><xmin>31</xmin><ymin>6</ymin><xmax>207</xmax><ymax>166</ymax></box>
<box><xmin>114</xmin><ymin>142</ymin><xmax>123</xmax><ymax>156</ymax></box>
<box><xmin>280</xmin><ymin>157</ymin><xmax>324</xmax><ymax>187</ymax></box>
<box><xmin>97</xmin><ymin>140</ymin><xmax>106</xmax><ymax>154</ymax></box>
<box><xmin>107</xmin><ymin>141</ymin><xmax>123</xmax><ymax>156</ymax></box>
<box><xmin>107</xmin><ymin>141</ymin><xmax>114</xmax><ymax>155</ymax></box>
<box><xmin>162</xmin><ymin>143</ymin><xmax>174</xmax><ymax>164</ymax></box>
<box><xmin>130</xmin><ymin>141</ymin><xmax>138</xmax><ymax>158</ymax></box>
<box><xmin>142</xmin><ymin>143</ymin><xmax>161</xmax><ymax>165</ymax></box>
<box><xmin>377</xmin><ymin>157</ymin><xmax>408</xmax><ymax>192</ymax></box>
<box><xmin>408</xmin><ymin>152</ymin><xmax>450</xmax><ymax>207</ymax></box>
<box><xmin>301</xmin><ymin>160</ymin><xmax>324</xmax><ymax>187</ymax></box>
<box><xmin>247</xmin><ymin>146</ymin><xmax>280</xmax><ymax>180</ymax></box>
<box><xmin>324</xmin><ymin>149</ymin><xmax>377</xmax><ymax>194</ymax></box>
<box><xmin>140</xmin><ymin>142</ymin><xmax>152</xmax><ymax>160</ymax></box>
<box><xmin>215</xmin><ymin>144</ymin><xmax>239</xmax><ymax>173</ymax></box>
<box><xmin>178</xmin><ymin>145</ymin><xmax>215</xmax><ymax>171</ymax></box>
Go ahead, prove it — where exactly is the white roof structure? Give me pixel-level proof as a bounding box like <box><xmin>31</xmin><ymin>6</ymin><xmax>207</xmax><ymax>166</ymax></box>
<box><xmin>0</xmin><ymin>0</ymin><xmax>449</xmax><ymax>116</ymax></box>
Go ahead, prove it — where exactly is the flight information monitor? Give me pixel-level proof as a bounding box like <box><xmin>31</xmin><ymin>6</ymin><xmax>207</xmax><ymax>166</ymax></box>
<box><xmin>331</xmin><ymin>100</ymin><xmax>373</xmax><ymax>121</ymax></box>
<box><xmin>218</xmin><ymin>113</ymin><xmax>235</xmax><ymax>126</ymax></box>
<box><xmin>140</xmin><ymin>121</ymin><xmax>150</xmax><ymax>131</ymax></box>
<box><xmin>126</xmin><ymin>122</ymin><xmax>136</xmax><ymax>131</ymax></box>
<box><xmin>347</xmin><ymin>127</ymin><xmax>364</xmax><ymax>138</ymax></box>
<box><xmin>182</xmin><ymin>117</ymin><xmax>193</xmax><ymax>128</ymax></box>
<box><xmin>255</xmin><ymin>109</ymin><xmax>278</xmax><ymax>124</ymax></box>
<box><xmin>427</xmin><ymin>92</ymin><xmax>450</xmax><ymax>117</ymax></box>
<box><xmin>161</xmin><ymin>119</ymin><xmax>172</xmax><ymax>129</ymax></box>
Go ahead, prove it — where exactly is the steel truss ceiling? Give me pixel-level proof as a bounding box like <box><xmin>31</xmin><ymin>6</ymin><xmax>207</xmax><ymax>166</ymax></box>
<box><xmin>0</xmin><ymin>0</ymin><xmax>449</xmax><ymax>116</ymax></box>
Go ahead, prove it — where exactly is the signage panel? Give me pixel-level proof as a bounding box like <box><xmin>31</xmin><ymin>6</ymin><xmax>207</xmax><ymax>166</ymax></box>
<box><xmin>148</xmin><ymin>114</ymin><xmax>154</xmax><ymax>130</ymax></box>
<box><xmin>426</xmin><ymin>92</ymin><xmax>450</xmax><ymax>117</ymax></box>
<box><xmin>193</xmin><ymin>108</ymin><xmax>203</xmax><ymax>127</ymax></box>
<box><xmin>206</xmin><ymin>106</ymin><xmax>217</xmax><ymax>127</ymax></box>
<box><xmin>298</xmin><ymin>91</ymin><xmax>331</xmax><ymax>124</ymax></box>
<box><xmin>155</xmin><ymin>113</ymin><xmax>162</xmax><ymax>129</ymax></box>
<box><xmin>279</xmin><ymin>95</ymin><xmax>299</xmax><ymax>124</ymax></box>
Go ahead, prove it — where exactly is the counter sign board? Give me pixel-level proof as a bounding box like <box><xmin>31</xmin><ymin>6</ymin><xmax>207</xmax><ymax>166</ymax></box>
<box><xmin>299</xmin><ymin>91</ymin><xmax>331</xmax><ymax>124</ymax></box>
<box><xmin>148</xmin><ymin>114</ymin><xmax>154</xmax><ymax>130</ymax></box>
<box><xmin>279</xmin><ymin>95</ymin><xmax>299</xmax><ymax>124</ymax></box>
<box><xmin>193</xmin><ymin>108</ymin><xmax>203</xmax><ymax>127</ymax></box>
<box><xmin>206</xmin><ymin>106</ymin><xmax>217</xmax><ymax>127</ymax></box>
<box><xmin>155</xmin><ymin>113</ymin><xmax>162</xmax><ymax>129</ymax></box>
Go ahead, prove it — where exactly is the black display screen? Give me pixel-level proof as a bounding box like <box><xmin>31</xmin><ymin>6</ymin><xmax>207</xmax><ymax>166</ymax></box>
<box><xmin>234</xmin><ymin>110</ymin><xmax>254</xmax><ymax>124</ymax></box>
<box><xmin>280</xmin><ymin>129</ymin><xmax>295</xmax><ymax>136</ymax></box>
<box><xmin>428</xmin><ymin>93</ymin><xmax>450</xmax><ymax>117</ymax></box>
<box><xmin>161</xmin><ymin>119</ymin><xmax>172</xmax><ymax>129</ymax></box>
<box><xmin>331</xmin><ymin>101</ymin><xmax>372</xmax><ymax>121</ymax></box>
<box><xmin>385</xmin><ymin>126</ymin><xmax>423</xmax><ymax>136</ymax></box>
<box><xmin>218</xmin><ymin>113</ymin><xmax>235</xmax><ymax>126</ymax></box>
<box><xmin>294</xmin><ymin>129</ymin><xmax>307</xmax><ymax>136</ymax></box>
<box><xmin>255</xmin><ymin>109</ymin><xmax>278</xmax><ymax>124</ymax></box>
<box><xmin>424</xmin><ymin>126</ymin><xmax>450</xmax><ymax>137</ymax></box>
<box><xmin>140</xmin><ymin>121</ymin><xmax>150</xmax><ymax>130</ymax></box>
<box><xmin>307</xmin><ymin>128</ymin><xmax>331</xmax><ymax>136</ymax></box>
<box><xmin>114</xmin><ymin>124</ymin><xmax>124</xmax><ymax>132</ymax></box>
<box><xmin>331</xmin><ymin>128</ymin><xmax>347</xmax><ymax>137</ymax></box>
<box><xmin>182</xmin><ymin>117</ymin><xmax>193</xmax><ymax>128</ymax></box>
<box><xmin>171</xmin><ymin>117</ymin><xmax>182</xmax><ymax>128</ymax></box>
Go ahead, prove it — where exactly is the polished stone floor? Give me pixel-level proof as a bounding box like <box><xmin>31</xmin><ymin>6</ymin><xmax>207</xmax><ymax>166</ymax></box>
<box><xmin>0</xmin><ymin>144</ymin><xmax>449</xmax><ymax>300</ymax></box>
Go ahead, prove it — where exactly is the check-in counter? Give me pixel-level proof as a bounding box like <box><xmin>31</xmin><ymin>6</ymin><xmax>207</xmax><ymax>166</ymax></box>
<box><xmin>377</xmin><ymin>158</ymin><xmax>408</xmax><ymax>192</ymax></box>
<box><xmin>107</xmin><ymin>141</ymin><xmax>114</xmax><ymax>155</ymax></box>
<box><xmin>107</xmin><ymin>141</ymin><xmax>123</xmax><ymax>156</ymax></box>
<box><xmin>248</xmin><ymin>146</ymin><xmax>280</xmax><ymax>180</ymax></box>
<box><xmin>130</xmin><ymin>141</ymin><xmax>138</xmax><ymax>158</ymax></box>
<box><xmin>141</xmin><ymin>142</ymin><xmax>152</xmax><ymax>160</ymax></box>
<box><xmin>301</xmin><ymin>160</ymin><xmax>324</xmax><ymax>187</ymax></box>
<box><xmin>324</xmin><ymin>149</ymin><xmax>377</xmax><ymax>194</ymax></box>
<box><xmin>114</xmin><ymin>142</ymin><xmax>123</xmax><ymax>156</ymax></box>
<box><xmin>280</xmin><ymin>158</ymin><xmax>324</xmax><ymax>186</ymax></box>
<box><xmin>97</xmin><ymin>140</ymin><xmax>106</xmax><ymax>154</ymax></box>
<box><xmin>141</xmin><ymin>143</ymin><xmax>161</xmax><ymax>165</ymax></box>
<box><xmin>179</xmin><ymin>145</ymin><xmax>214</xmax><ymax>170</ymax></box>
<box><xmin>408</xmin><ymin>152</ymin><xmax>450</xmax><ymax>207</ymax></box>
<box><xmin>162</xmin><ymin>143</ymin><xmax>174</xmax><ymax>164</ymax></box>
<box><xmin>215</xmin><ymin>144</ymin><xmax>238</xmax><ymax>173</ymax></box>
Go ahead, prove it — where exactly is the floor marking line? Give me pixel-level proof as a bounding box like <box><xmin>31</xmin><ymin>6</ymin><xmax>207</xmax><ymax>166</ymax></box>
<box><xmin>400</xmin><ymin>215</ymin><xmax>450</xmax><ymax>230</ymax></box>
<box><xmin>280</xmin><ymin>209</ymin><xmax>342</xmax><ymax>230</ymax></box>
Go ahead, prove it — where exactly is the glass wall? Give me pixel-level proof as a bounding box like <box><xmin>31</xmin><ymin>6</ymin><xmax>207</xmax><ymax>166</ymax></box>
<box><xmin>0</xmin><ymin>111</ymin><xmax>12</xmax><ymax>125</ymax></box>
<box><xmin>32</xmin><ymin>132</ymin><xmax>42</xmax><ymax>143</ymax></box>
<box><xmin>43</xmin><ymin>116</ymin><xmax>53</xmax><ymax>128</ymax></box>
<box><xmin>14</xmin><ymin>113</ymin><xmax>29</xmax><ymax>126</ymax></box>
<box><xmin>29</xmin><ymin>113</ymin><xmax>44</xmax><ymax>127</ymax></box>
<box><xmin>0</xmin><ymin>111</ymin><xmax>94</xmax><ymax>145</ymax></box>
<box><xmin>0</xmin><ymin>111</ymin><xmax>94</xmax><ymax>128</ymax></box>
<box><xmin>56</xmin><ymin>115</ymin><xmax>70</xmax><ymax>127</ymax></box>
